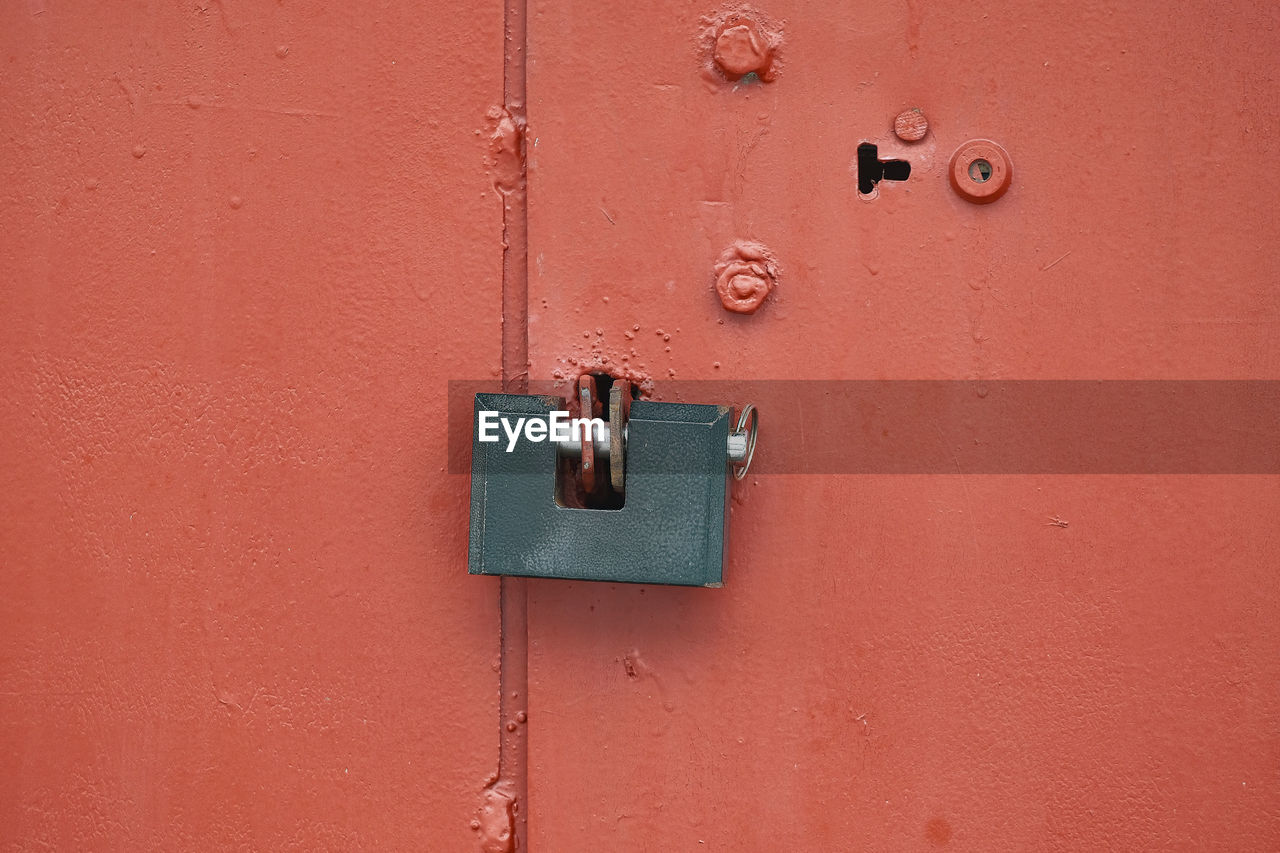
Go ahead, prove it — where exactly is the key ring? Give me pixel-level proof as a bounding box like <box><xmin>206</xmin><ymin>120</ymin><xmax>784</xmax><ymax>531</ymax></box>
<box><xmin>731</xmin><ymin>404</ymin><xmax>758</xmax><ymax>480</ymax></box>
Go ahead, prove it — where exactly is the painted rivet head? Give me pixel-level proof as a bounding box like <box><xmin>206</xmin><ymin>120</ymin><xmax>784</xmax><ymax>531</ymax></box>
<box><xmin>715</xmin><ymin>240</ymin><xmax>779</xmax><ymax>314</ymax></box>
<box><xmin>893</xmin><ymin>108</ymin><xmax>928</xmax><ymax>142</ymax></box>
<box><xmin>712</xmin><ymin>16</ymin><xmax>778</xmax><ymax>81</ymax></box>
<box><xmin>949</xmin><ymin>139</ymin><xmax>1013</xmax><ymax>204</ymax></box>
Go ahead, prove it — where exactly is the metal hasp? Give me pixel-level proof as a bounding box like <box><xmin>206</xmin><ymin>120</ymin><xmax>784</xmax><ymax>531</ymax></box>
<box><xmin>468</xmin><ymin>392</ymin><xmax>735</xmax><ymax>586</ymax></box>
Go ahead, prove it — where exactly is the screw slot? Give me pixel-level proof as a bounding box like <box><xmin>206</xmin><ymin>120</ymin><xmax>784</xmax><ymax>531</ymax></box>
<box><xmin>969</xmin><ymin>159</ymin><xmax>993</xmax><ymax>183</ymax></box>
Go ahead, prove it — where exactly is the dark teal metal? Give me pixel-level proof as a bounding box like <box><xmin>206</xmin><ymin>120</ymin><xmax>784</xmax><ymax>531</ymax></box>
<box><xmin>468</xmin><ymin>393</ymin><xmax>731</xmax><ymax>586</ymax></box>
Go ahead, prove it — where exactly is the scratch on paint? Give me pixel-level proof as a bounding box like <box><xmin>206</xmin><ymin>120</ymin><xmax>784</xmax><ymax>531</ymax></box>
<box><xmin>211</xmin><ymin>0</ymin><xmax>236</xmax><ymax>34</ymax></box>
<box><xmin>933</xmin><ymin>417</ymin><xmax>981</xmax><ymax>562</ymax></box>
<box><xmin>905</xmin><ymin>0</ymin><xmax>922</xmax><ymax>58</ymax></box>
<box><xmin>113</xmin><ymin>75</ymin><xmax>139</xmax><ymax>114</ymax></box>
<box><xmin>153</xmin><ymin>99</ymin><xmax>341</xmax><ymax>118</ymax></box>
<box><xmin>250</xmin><ymin>105</ymin><xmax>342</xmax><ymax>118</ymax></box>
<box><xmin>1041</xmin><ymin>251</ymin><xmax>1072</xmax><ymax>271</ymax></box>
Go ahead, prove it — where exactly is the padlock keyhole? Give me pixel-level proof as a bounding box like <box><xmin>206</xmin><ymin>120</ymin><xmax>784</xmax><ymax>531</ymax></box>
<box><xmin>556</xmin><ymin>457</ymin><xmax>625</xmax><ymax>510</ymax></box>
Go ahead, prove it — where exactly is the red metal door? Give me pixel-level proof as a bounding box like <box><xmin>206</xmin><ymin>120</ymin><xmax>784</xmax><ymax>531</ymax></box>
<box><xmin>1</xmin><ymin>3</ymin><xmax>506</xmax><ymax>849</ymax></box>
<box><xmin>517</xmin><ymin>0</ymin><xmax>1280</xmax><ymax>850</ymax></box>
<box><xmin>3</xmin><ymin>1</ymin><xmax>1278</xmax><ymax>851</ymax></box>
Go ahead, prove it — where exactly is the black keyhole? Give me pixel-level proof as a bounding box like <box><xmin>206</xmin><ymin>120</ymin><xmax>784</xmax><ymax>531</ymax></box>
<box><xmin>857</xmin><ymin>142</ymin><xmax>911</xmax><ymax>196</ymax></box>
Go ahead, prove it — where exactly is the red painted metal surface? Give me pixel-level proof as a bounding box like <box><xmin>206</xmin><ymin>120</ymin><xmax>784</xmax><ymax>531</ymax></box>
<box><xmin>3</xmin><ymin>1</ymin><xmax>1279</xmax><ymax>851</ymax></box>
<box><xmin>1</xmin><ymin>3</ymin><xmax>506</xmax><ymax>849</ymax></box>
<box><xmin>522</xmin><ymin>0</ymin><xmax>1280</xmax><ymax>850</ymax></box>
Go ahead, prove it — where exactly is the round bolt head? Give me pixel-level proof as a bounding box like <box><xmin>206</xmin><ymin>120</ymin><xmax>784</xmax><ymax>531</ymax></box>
<box><xmin>712</xmin><ymin>17</ymin><xmax>778</xmax><ymax>81</ymax></box>
<box><xmin>729</xmin><ymin>274</ymin><xmax>758</xmax><ymax>299</ymax></box>
<box><xmin>949</xmin><ymin>139</ymin><xmax>1013</xmax><ymax>203</ymax></box>
<box><xmin>893</xmin><ymin>108</ymin><xmax>929</xmax><ymax>142</ymax></box>
<box><xmin>715</xmin><ymin>24</ymin><xmax>765</xmax><ymax>76</ymax></box>
<box><xmin>715</xmin><ymin>241</ymin><xmax>779</xmax><ymax>314</ymax></box>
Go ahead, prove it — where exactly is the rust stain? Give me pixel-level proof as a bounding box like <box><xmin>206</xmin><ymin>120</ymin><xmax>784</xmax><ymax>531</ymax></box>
<box><xmin>926</xmin><ymin>817</ymin><xmax>953</xmax><ymax>846</ymax></box>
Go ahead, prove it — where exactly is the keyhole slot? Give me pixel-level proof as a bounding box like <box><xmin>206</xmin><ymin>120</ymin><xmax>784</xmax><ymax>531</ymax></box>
<box><xmin>857</xmin><ymin>142</ymin><xmax>912</xmax><ymax>196</ymax></box>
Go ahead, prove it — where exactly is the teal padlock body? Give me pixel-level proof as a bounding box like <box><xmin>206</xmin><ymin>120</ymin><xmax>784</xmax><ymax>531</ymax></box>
<box><xmin>467</xmin><ymin>392</ymin><xmax>731</xmax><ymax>586</ymax></box>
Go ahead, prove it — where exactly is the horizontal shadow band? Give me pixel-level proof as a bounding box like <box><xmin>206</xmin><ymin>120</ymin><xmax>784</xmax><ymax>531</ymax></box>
<box><xmin>448</xmin><ymin>380</ymin><xmax>1280</xmax><ymax>475</ymax></box>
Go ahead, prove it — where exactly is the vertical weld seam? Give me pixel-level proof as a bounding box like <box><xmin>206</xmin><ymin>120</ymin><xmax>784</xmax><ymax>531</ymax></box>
<box><xmin>500</xmin><ymin>0</ymin><xmax>527</xmax><ymax>388</ymax></box>
<box><xmin>496</xmin><ymin>0</ymin><xmax>529</xmax><ymax>846</ymax></box>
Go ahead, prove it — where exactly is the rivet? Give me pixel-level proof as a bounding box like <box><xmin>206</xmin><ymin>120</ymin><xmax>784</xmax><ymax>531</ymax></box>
<box><xmin>893</xmin><ymin>108</ymin><xmax>928</xmax><ymax>142</ymax></box>
<box><xmin>948</xmin><ymin>139</ymin><xmax>1013</xmax><ymax>204</ymax></box>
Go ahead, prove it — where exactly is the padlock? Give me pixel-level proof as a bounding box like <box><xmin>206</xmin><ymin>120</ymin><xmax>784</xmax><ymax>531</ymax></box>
<box><xmin>467</xmin><ymin>377</ymin><xmax>757</xmax><ymax>586</ymax></box>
